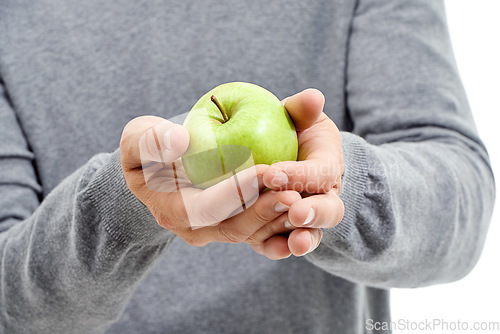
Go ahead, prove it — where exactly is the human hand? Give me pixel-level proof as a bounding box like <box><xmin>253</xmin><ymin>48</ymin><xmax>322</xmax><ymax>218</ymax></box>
<box><xmin>247</xmin><ymin>89</ymin><xmax>345</xmax><ymax>258</ymax></box>
<box><xmin>120</xmin><ymin>116</ymin><xmax>302</xmax><ymax>249</ymax></box>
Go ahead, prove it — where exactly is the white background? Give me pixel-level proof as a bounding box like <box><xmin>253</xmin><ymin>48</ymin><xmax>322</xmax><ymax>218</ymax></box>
<box><xmin>391</xmin><ymin>1</ymin><xmax>500</xmax><ymax>333</ymax></box>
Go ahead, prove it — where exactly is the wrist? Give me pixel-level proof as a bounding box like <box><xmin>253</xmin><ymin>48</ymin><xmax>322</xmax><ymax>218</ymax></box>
<box><xmin>86</xmin><ymin>149</ymin><xmax>175</xmax><ymax>246</ymax></box>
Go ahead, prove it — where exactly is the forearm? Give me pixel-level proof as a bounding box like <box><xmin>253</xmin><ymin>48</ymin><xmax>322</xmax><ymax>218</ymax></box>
<box><xmin>307</xmin><ymin>131</ymin><xmax>494</xmax><ymax>288</ymax></box>
<box><xmin>0</xmin><ymin>150</ymin><xmax>175</xmax><ymax>333</ymax></box>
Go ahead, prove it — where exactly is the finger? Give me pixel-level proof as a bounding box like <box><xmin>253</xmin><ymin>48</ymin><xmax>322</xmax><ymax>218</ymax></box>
<box><xmin>183</xmin><ymin>165</ymin><xmax>267</xmax><ymax>228</ymax></box>
<box><xmin>194</xmin><ymin>190</ymin><xmax>301</xmax><ymax>243</ymax></box>
<box><xmin>121</xmin><ymin>116</ymin><xmax>190</xmax><ymax>170</ymax></box>
<box><xmin>142</xmin><ymin>166</ymin><xmax>263</xmax><ymax>248</ymax></box>
<box><xmin>288</xmin><ymin>191</ymin><xmax>344</xmax><ymax>228</ymax></box>
<box><xmin>252</xmin><ymin>235</ymin><xmax>292</xmax><ymax>260</ymax></box>
<box><xmin>261</xmin><ymin>110</ymin><xmax>343</xmax><ymax>193</ymax></box>
<box><xmin>262</xmin><ymin>159</ymin><xmax>342</xmax><ymax>194</ymax></box>
<box><xmin>244</xmin><ymin>212</ymin><xmax>293</xmax><ymax>246</ymax></box>
<box><xmin>288</xmin><ymin>228</ymin><xmax>323</xmax><ymax>257</ymax></box>
<box><xmin>224</xmin><ymin>190</ymin><xmax>301</xmax><ymax>237</ymax></box>
<box><xmin>282</xmin><ymin>88</ymin><xmax>325</xmax><ymax>132</ymax></box>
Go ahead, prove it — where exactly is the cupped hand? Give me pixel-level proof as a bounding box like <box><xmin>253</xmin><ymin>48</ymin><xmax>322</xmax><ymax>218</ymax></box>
<box><xmin>120</xmin><ymin>116</ymin><xmax>302</xmax><ymax>249</ymax></box>
<box><xmin>247</xmin><ymin>89</ymin><xmax>345</xmax><ymax>259</ymax></box>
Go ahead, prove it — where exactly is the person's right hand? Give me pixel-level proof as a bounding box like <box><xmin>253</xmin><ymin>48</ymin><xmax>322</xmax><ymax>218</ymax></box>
<box><xmin>120</xmin><ymin>116</ymin><xmax>301</xmax><ymax>258</ymax></box>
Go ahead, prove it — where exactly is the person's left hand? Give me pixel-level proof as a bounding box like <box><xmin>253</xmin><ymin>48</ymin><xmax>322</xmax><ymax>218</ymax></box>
<box><xmin>245</xmin><ymin>89</ymin><xmax>345</xmax><ymax>259</ymax></box>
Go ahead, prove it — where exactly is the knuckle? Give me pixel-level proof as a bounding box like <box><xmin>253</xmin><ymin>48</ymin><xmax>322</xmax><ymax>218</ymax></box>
<box><xmin>155</xmin><ymin>212</ymin><xmax>176</xmax><ymax>230</ymax></box>
<box><xmin>185</xmin><ymin>237</ymin><xmax>208</xmax><ymax>247</ymax></box>
<box><xmin>246</xmin><ymin>223</ymin><xmax>275</xmax><ymax>246</ymax></box>
<box><xmin>327</xmin><ymin>173</ymin><xmax>338</xmax><ymax>188</ymax></box>
<box><xmin>244</xmin><ymin>234</ymin><xmax>260</xmax><ymax>245</ymax></box>
<box><xmin>263</xmin><ymin>223</ymin><xmax>276</xmax><ymax>237</ymax></box>
<box><xmin>252</xmin><ymin>207</ymin><xmax>269</xmax><ymax>225</ymax></box>
<box><xmin>150</xmin><ymin>203</ymin><xmax>183</xmax><ymax>231</ymax></box>
<box><xmin>251</xmin><ymin>243</ymin><xmax>264</xmax><ymax>255</ymax></box>
<box><xmin>318</xmin><ymin>174</ymin><xmax>336</xmax><ymax>193</ymax></box>
<box><xmin>332</xmin><ymin>182</ymin><xmax>342</xmax><ymax>195</ymax></box>
<box><xmin>218</xmin><ymin>225</ymin><xmax>247</xmax><ymax>244</ymax></box>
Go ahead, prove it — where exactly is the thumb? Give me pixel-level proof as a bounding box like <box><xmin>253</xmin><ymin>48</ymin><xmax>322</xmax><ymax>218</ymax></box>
<box><xmin>120</xmin><ymin>115</ymin><xmax>190</xmax><ymax>170</ymax></box>
<box><xmin>282</xmin><ymin>88</ymin><xmax>325</xmax><ymax>132</ymax></box>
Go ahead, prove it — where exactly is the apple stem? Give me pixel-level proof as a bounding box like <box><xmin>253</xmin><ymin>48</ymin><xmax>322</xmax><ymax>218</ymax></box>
<box><xmin>211</xmin><ymin>95</ymin><xmax>229</xmax><ymax>123</ymax></box>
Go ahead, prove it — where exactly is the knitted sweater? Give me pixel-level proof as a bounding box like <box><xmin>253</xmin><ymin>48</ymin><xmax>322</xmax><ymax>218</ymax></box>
<box><xmin>0</xmin><ymin>0</ymin><xmax>494</xmax><ymax>333</ymax></box>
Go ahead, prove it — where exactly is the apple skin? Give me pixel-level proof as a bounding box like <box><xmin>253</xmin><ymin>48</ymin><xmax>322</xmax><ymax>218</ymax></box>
<box><xmin>181</xmin><ymin>82</ymin><xmax>298</xmax><ymax>189</ymax></box>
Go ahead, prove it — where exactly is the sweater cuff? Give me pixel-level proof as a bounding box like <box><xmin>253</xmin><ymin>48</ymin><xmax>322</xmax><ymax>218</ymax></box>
<box><xmin>323</xmin><ymin>132</ymin><xmax>369</xmax><ymax>244</ymax></box>
<box><xmin>86</xmin><ymin>149</ymin><xmax>175</xmax><ymax>246</ymax></box>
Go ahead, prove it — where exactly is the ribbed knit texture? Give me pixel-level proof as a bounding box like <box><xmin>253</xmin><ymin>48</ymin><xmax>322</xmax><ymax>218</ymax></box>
<box><xmin>333</xmin><ymin>132</ymin><xmax>369</xmax><ymax>241</ymax></box>
<box><xmin>86</xmin><ymin>150</ymin><xmax>172</xmax><ymax>246</ymax></box>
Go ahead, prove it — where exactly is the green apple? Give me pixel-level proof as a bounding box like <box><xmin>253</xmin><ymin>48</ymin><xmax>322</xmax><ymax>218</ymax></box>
<box><xmin>181</xmin><ymin>82</ymin><xmax>298</xmax><ymax>189</ymax></box>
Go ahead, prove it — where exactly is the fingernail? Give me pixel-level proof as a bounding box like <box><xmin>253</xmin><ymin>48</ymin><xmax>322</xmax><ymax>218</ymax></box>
<box><xmin>272</xmin><ymin>171</ymin><xmax>288</xmax><ymax>187</ymax></box>
<box><xmin>251</xmin><ymin>176</ymin><xmax>259</xmax><ymax>189</ymax></box>
<box><xmin>274</xmin><ymin>202</ymin><xmax>289</xmax><ymax>212</ymax></box>
<box><xmin>308</xmin><ymin>232</ymin><xmax>316</xmax><ymax>253</ymax></box>
<box><xmin>307</xmin><ymin>229</ymin><xmax>322</xmax><ymax>254</ymax></box>
<box><xmin>302</xmin><ymin>208</ymin><xmax>315</xmax><ymax>226</ymax></box>
<box><xmin>284</xmin><ymin>220</ymin><xmax>293</xmax><ymax>229</ymax></box>
<box><xmin>163</xmin><ymin>128</ymin><xmax>173</xmax><ymax>150</ymax></box>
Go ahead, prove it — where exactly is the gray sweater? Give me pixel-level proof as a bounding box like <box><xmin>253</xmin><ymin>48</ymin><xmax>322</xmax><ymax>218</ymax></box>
<box><xmin>0</xmin><ymin>0</ymin><xmax>495</xmax><ymax>333</ymax></box>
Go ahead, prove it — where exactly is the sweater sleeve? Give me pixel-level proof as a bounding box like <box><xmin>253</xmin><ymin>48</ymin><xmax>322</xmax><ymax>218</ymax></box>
<box><xmin>306</xmin><ymin>0</ymin><xmax>495</xmax><ymax>288</ymax></box>
<box><xmin>0</xmin><ymin>80</ymin><xmax>176</xmax><ymax>333</ymax></box>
